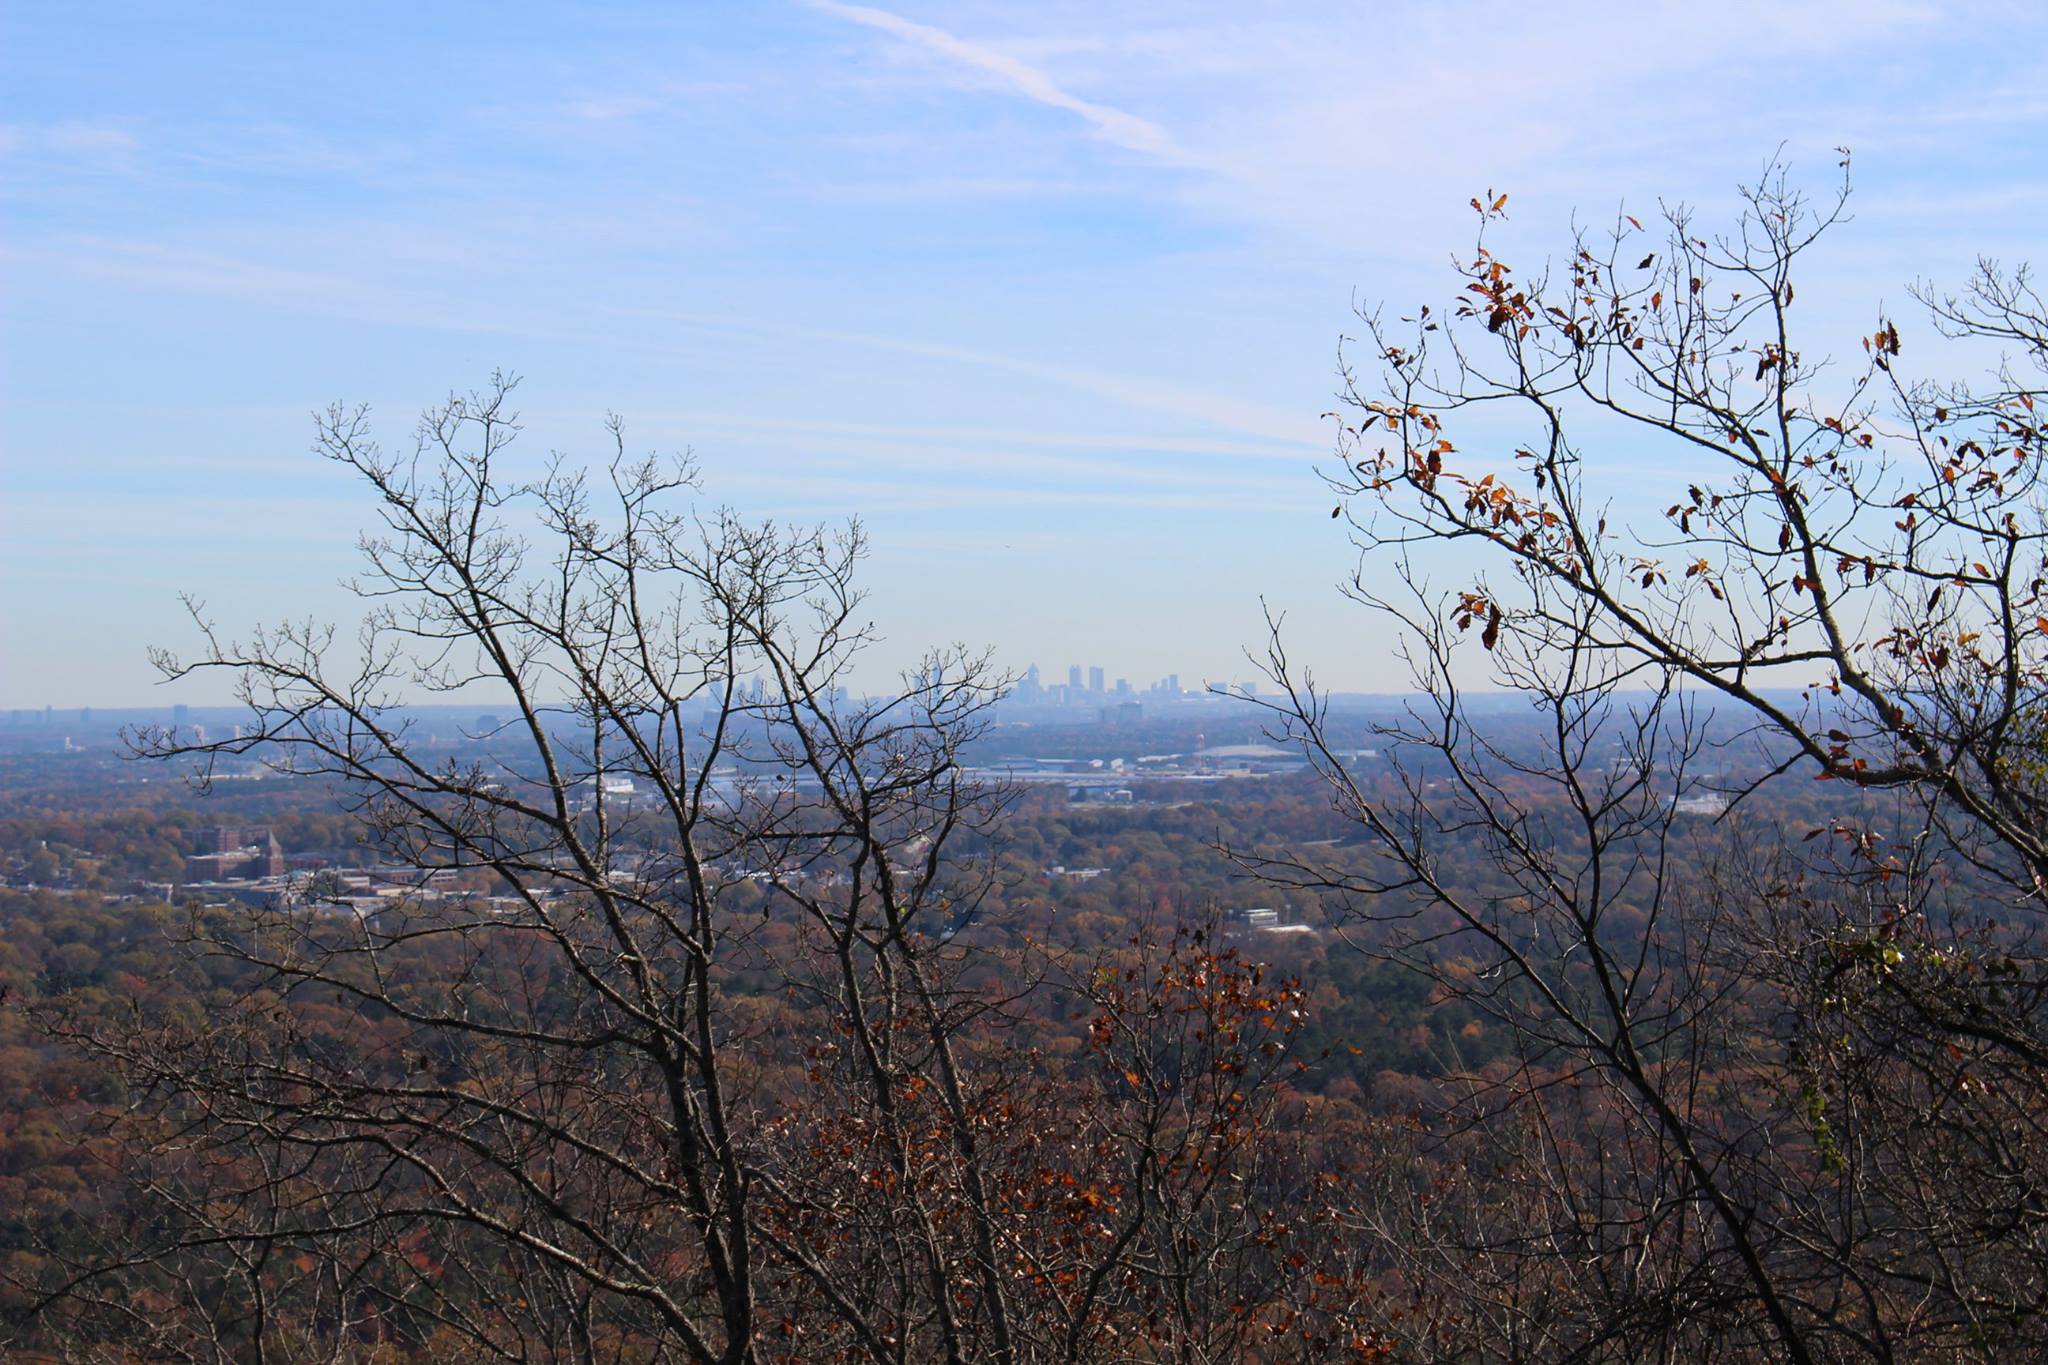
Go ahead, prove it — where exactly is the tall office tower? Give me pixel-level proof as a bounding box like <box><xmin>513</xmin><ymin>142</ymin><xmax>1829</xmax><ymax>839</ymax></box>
<box><xmin>1166</xmin><ymin>673</ymin><xmax>1180</xmax><ymax>696</ymax></box>
<box><xmin>1089</xmin><ymin>666</ymin><xmax>1105</xmax><ymax>695</ymax></box>
<box><xmin>1068</xmin><ymin>664</ymin><xmax>1083</xmax><ymax>692</ymax></box>
<box><xmin>173</xmin><ymin>703</ymin><xmax>190</xmax><ymax>727</ymax></box>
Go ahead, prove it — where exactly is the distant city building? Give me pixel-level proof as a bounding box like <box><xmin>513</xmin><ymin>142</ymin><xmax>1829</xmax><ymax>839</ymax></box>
<box><xmin>1068</xmin><ymin>665</ymin><xmax>1083</xmax><ymax>691</ymax></box>
<box><xmin>1672</xmin><ymin>792</ymin><xmax>1730</xmax><ymax>817</ymax></box>
<box><xmin>186</xmin><ymin>826</ymin><xmax>286</xmax><ymax>881</ymax></box>
<box><xmin>1088</xmin><ymin>666</ymin><xmax>1105</xmax><ymax>695</ymax></box>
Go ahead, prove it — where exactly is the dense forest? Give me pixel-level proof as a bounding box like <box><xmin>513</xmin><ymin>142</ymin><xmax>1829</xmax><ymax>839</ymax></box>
<box><xmin>0</xmin><ymin>753</ymin><xmax>1994</xmax><ymax>1361</ymax></box>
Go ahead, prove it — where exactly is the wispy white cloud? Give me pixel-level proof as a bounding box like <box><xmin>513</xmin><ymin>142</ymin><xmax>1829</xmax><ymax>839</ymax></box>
<box><xmin>47</xmin><ymin>121</ymin><xmax>138</xmax><ymax>154</ymax></box>
<box><xmin>660</xmin><ymin>412</ymin><xmax>1309</xmax><ymax>461</ymax></box>
<box><xmin>801</xmin><ymin>173</ymin><xmax>1089</xmax><ymax>203</ymax></box>
<box><xmin>876</xmin><ymin>2</ymin><xmax>1979</xmax><ymax>254</ymax></box>
<box><xmin>792</xmin><ymin>322</ymin><xmax>1310</xmax><ymax>444</ymax></box>
<box><xmin>811</xmin><ymin>1</ymin><xmax>1181</xmax><ymax>161</ymax></box>
<box><xmin>726</xmin><ymin>471</ymin><xmax>1303</xmax><ymax>518</ymax></box>
<box><xmin>558</xmin><ymin>80</ymin><xmax>747</xmax><ymax>124</ymax></box>
<box><xmin>619</xmin><ymin>304</ymin><xmax>1315</xmax><ymax>445</ymax></box>
<box><xmin>1</xmin><ymin>120</ymin><xmax>138</xmax><ymax>157</ymax></box>
<box><xmin>563</xmin><ymin>94</ymin><xmax>668</xmax><ymax>122</ymax></box>
<box><xmin>15</xmin><ymin>229</ymin><xmax>1314</xmax><ymax>448</ymax></box>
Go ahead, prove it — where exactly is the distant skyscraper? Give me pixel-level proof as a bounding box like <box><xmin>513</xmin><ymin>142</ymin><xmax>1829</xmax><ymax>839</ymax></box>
<box><xmin>1068</xmin><ymin>665</ymin><xmax>1083</xmax><ymax>691</ymax></box>
<box><xmin>173</xmin><ymin>703</ymin><xmax>190</xmax><ymax>727</ymax></box>
<box><xmin>1088</xmin><ymin>666</ymin><xmax>1105</xmax><ymax>695</ymax></box>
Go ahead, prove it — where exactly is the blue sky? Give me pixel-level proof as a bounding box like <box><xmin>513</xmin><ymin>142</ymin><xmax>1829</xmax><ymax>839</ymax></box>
<box><xmin>5</xmin><ymin>1</ymin><xmax>2046</xmax><ymax>705</ymax></box>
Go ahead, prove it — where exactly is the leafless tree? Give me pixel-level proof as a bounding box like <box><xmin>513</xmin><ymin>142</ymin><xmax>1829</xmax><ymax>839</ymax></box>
<box><xmin>1248</xmin><ymin>158</ymin><xmax>2048</xmax><ymax>1359</ymax></box>
<box><xmin>23</xmin><ymin>374</ymin><xmax>1023</xmax><ymax>1362</ymax></box>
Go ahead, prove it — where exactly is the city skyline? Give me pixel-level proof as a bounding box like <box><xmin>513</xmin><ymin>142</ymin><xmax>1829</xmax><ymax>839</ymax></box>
<box><xmin>1</xmin><ymin>657</ymin><xmax>1237</xmax><ymax>716</ymax></box>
